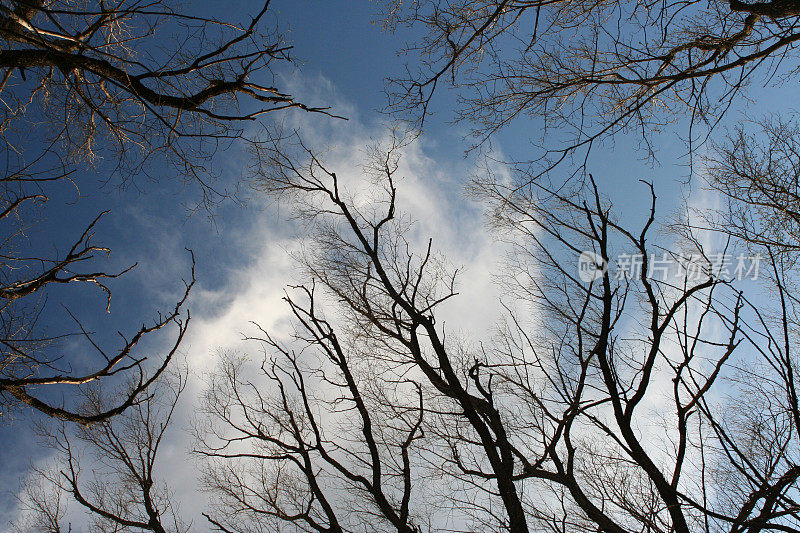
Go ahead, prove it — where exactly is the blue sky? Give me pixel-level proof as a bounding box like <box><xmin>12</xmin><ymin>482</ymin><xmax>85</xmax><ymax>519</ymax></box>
<box><xmin>1</xmin><ymin>0</ymin><xmax>794</xmax><ymax>527</ymax></box>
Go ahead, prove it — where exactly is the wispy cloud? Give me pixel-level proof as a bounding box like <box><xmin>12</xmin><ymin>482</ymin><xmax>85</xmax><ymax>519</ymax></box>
<box><xmin>7</xmin><ymin>78</ymin><xmax>511</xmax><ymax>530</ymax></box>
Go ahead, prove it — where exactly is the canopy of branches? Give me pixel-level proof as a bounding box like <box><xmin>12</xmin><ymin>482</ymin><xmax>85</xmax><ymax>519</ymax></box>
<box><xmin>6</xmin><ymin>1</ymin><xmax>800</xmax><ymax>533</ymax></box>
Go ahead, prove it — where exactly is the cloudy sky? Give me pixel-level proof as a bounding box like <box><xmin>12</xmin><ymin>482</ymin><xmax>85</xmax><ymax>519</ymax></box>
<box><xmin>0</xmin><ymin>0</ymin><xmax>792</xmax><ymax>528</ymax></box>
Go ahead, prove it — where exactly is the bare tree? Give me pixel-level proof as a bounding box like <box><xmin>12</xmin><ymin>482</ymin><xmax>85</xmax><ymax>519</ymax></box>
<box><xmin>0</xmin><ymin>1</ymin><xmax>336</xmax><ymax>424</ymax></box>
<box><xmin>0</xmin><ymin>0</ymin><xmax>337</xmax><ymax>190</ymax></box>
<box><xmin>0</xmin><ymin>249</ymin><xmax>193</xmax><ymax>424</ymax></box>
<box><xmin>11</xmin><ymin>474</ymin><xmax>67</xmax><ymax>533</ymax></box>
<box><xmin>378</xmin><ymin>0</ymin><xmax>800</xmax><ymax>165</ymax></box>
<box><xmin>192</xmin><ymin>139</ymin><xmax>800</xmax><ymax>533</ymax></box>
<box><xmin>14</xmin><ymin>372</ymin><xmax>190</xmax><ymax>532</ymax></box>
<box><xmin>702</xmin><ymin>117</ymin><xmax>800</xmax><ymax>253</ymax></box>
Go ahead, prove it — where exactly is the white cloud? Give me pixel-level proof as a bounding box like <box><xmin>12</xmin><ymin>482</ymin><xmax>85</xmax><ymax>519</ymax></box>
<box><xmin>6</xmin><ymin>80</ymin><xmax>512</xmax><ymax>530</ymax></box>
